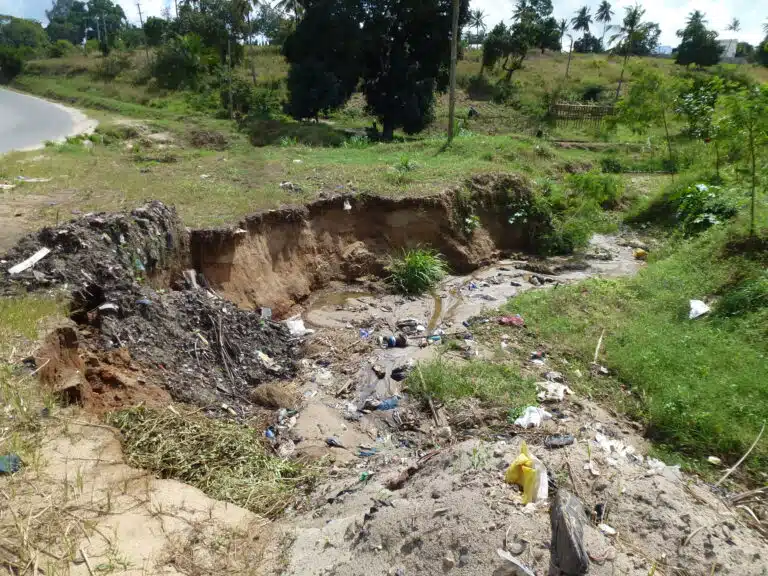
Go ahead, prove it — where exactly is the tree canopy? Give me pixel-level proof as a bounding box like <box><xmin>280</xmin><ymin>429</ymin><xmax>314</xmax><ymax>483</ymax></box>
<box><xmin>0</xmin><ymin>15</ymin><xmax>48</xmax><ymax>55</ymax></box>
<box><xmin>284</xmin><ymin>0</ymin><xmax>469</xmax><ymax>140</ymax></box>
<box><xmin>675</xmin><ymin>10</ymin><xmax>722</xmax><ymax>67</ymax></box>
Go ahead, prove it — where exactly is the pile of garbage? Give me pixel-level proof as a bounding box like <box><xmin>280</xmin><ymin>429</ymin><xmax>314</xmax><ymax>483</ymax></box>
<box><xmin>1</xmin><ymin>202</ymin><xmax>300</xmax><ymax>417</ymax></box>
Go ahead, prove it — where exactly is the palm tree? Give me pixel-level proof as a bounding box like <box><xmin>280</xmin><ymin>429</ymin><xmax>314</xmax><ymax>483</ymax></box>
<box><xmin>726</xmin><ymin>18</ymin><xmax>740</xmax><ymax>57</ymax></box>
<box><xmin>596</xmin><ymin>0</ymin><xmax>613</xmax><ymax>44</ymax></box>
<box><xmin>469</xmin><ymin>9</ymin><xmax>486</xmax><ymax>43</ymax></box>
<box><xmin>609</xmin><ymin>4</ymin><xmax>646</xmax><ymax>99</ymax></box>
<box><xmin>274</xmin><ymin>0</ymin><xmax>302</xmax><ymax>23</ymax></box>
<box><xmin>558</xmin><ymin>18</ymin><xmax>568</xmax><ymax>46</ymax></box>
<box><xmin>571</xmin><ymin>6</ymin><xmax>593</xmax><ymax>38</ymax></box>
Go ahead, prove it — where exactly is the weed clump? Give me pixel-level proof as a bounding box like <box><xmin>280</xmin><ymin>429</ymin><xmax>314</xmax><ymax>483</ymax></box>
<box><xmin>108</xmin><ymin>406</ymin><xmax>316</xmax><ymax>518</ymax></box>
<box><xmin>386</xmin><ymin>248</ymin><xmax>448</xmax><ymax>295</ymax></box>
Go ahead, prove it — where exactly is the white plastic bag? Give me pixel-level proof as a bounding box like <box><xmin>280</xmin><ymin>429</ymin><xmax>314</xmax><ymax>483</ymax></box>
<box><xmin>514</xmin><ymin>406</ymin><xmax>552</xmax><ymax>428</ymax></box>
<box><xmin>689</xmin><ymin>299</ymin><xmax>710</xmax><ymax>319</ymax></box>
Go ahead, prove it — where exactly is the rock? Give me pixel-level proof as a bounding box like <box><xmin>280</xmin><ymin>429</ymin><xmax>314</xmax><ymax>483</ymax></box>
<box><xmin>432</xmin><ymin>488</ymin><xmax>443</xmax><ymax>499</ymax></box>
<box><xmin>372</xmin><ymin>364</ymin><xmax>386</xmax><ymax>379</ymax></box>
<box><xmin>506</xmin><ymin>539</ymin><xmax>526</xmax><ymax>555</ymax></box>
<box><xmin>443</xmin><ymin>552</ymin><xmax>456</xmax><ymax>571</ymax></box>
<box><xmin>550</xmin><ymin>490</ymin><xmax>590</xmax><ymax>575</ymax></box>
<box><xmin>530</xmin><ymin>276</ymin><xmax>541</xmax><ymax>287</ymax></box>
<box><xmin>458</xmin><ymin>554</ymin><xmax>469</xmax><ymax>567</ymax></box>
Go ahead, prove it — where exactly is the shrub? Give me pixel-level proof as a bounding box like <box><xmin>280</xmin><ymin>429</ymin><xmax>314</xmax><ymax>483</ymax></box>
<box><xmin>716</xmin><ymin>271</ymin><xmax>768</xmax><ymax>318</ymax></box>
<box><xmin>94</xmin><ymin>52</ymin><xmax>131</xmax><ymax>80</ymax></box>
<box><xmin>222</xmin><ymin>76</ymin><xmax>281</xmax><ymax>119</ymax></box>
<box><xmin>0</xmin><ymin>47</ymin><xmax>23</xmax><ymax>83</ymax></box>
<box><xmin>579</xmin><ymin>84</ymin><xmax>605</xmax><ymax>102</ymax></box>
<box><xmin>48</xmin><ymin>39</ymin><xmax>74</xmax><ymax>58</ymax></box>
<box><xmin>600</xmin><ymin>156</ymin><xmax>623</xmax><ymax>173</ymax></box>
<box><xmin>566</xmin><ymin>172</ymin><xmax>624</xmax><ymax>209</ymax></box>
<box><xmin>386</xmin><ymin>248</ymin><xmax>448</xmax><ymax>295</ymax></box>
<box><xmin>152</xmin><ymin>34</ymin><xmax>207</xmax><ymax>90</ymax></box>
<box><xmin>247</xmin><ymin>119</ymin><xmax>347</xmax><ymax>147</ymax></box>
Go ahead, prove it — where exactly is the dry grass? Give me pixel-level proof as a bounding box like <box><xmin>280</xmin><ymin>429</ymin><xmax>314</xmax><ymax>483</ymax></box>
<box><xmin>107</xmin><ymin>406</ymin><xmax>318</xmax><ymax>519</ymax></box>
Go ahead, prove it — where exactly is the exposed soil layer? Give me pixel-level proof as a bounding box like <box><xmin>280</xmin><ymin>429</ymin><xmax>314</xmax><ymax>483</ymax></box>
<box><xmin>191</xmin><ymin>173</ymin><xmax>545</xmax><ymax>316</ymax></box>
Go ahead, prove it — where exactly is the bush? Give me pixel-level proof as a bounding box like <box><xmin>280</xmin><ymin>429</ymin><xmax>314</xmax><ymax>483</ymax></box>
<box><xmin>247</xmin><ymin>119</ymin><xmax>348</xmax><ymax>147</ymax></box>
<box><xmin>48</xmin><ymin>39</ymin><xmax>75</xmax><ymax>58</ymax></box>
<box><xmin>152</xmin><ymin>34</ymin><xmax>207</xmax><ymax>90</ymax></box>
<box><xmin>94</xmin><ymin>52</ymin><xmax>131</xmax><ymax>80</ymax></box>
<box><xmin>386</xmin><ymin>248</ymin><xmax>448</xmax><ymax>295</ymax></box>
<box><xmin>600</xmin><ymin>156</ymin><xmax>623</xmax><ymax>173</ymax></box>
<box><xmin>222</xmin><ymin>76</ymin><xmax>281</xmax><ymax>119</ymax></box>
<box><xmin>0</xmin><ymin>47</ymin><xmax>23</xmax><ymax>84</ymax></box>
<box><xmin>566</xmin><ymin>172</ymin><xmax>624</xmax><ymax>209</ymax></box>
<box><xmin>716</xmin><ymin>271</ymin><xmax>768</xmax><ymax>318</ymax></box>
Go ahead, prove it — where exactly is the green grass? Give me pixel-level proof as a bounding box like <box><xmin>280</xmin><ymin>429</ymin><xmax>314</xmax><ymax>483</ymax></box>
<box><xmin>386</xmin><ymin>248</ymin><xmax>448</xmax><ymax>295</ymax></box>
<box><xmin>0</xmin><ymin>296</ymin><xmax>63</xmax><ymax>357</ymax></box>
<box><xmin>407</xmin><ymin>358</ymin><xmax>536</xmax><ymax>409</ymax></box>
<box><xmin>506</xmin><ymin>221</ymin><xmax>768</xmax><ymax>479</ymax></box>
<box><xmin>107</xmin><ymin>406</ymin><xmax>317</xmax><ymax>519</ymax></box>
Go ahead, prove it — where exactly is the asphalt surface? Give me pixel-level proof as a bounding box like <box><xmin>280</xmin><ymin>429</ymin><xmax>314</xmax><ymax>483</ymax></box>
<box><xmin>0</xmin><ymin>88</ymin><xmax>77</xmax><ymax>154</ymax></box>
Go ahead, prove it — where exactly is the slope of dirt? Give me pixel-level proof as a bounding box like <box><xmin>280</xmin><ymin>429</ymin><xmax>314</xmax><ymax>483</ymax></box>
<box><xmin>190</xmin><ymin>174</ymin><xmax>542</xmax><ymax>316</ymax></box>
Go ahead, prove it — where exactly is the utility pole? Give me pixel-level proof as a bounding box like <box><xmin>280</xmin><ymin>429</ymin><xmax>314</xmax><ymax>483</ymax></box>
<box><xmin>102</xmin><ymin>12</ymin><xmax>109</xmax><ymax>49</ymax></box>
<box><xmin>447</xmin><ymin>0</ymin><xmax>460</xmax><ymax>143</ymax></box>
<box><xmin>227</xmin><ymin>27</ymin><xmax>233</xmax><ymax>119</ymax></box>
<box><xmin>136</xmin><ymin>1</ymin><xmax>150</xmax><ymax>63</ymax></box>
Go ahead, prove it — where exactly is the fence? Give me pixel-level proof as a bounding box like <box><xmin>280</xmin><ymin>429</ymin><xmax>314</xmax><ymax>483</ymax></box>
<box><xmin>548</xmin><ymin>102</ymin><xmax>614</xmax><ymax>127</ymax></box>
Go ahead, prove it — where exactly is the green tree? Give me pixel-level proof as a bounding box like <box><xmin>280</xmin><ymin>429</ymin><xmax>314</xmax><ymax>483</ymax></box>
<box><xmin>723</xmin><ymin>86</ymin><xmax>768</xmax><ymax>236</ymax></box>
<box><xmin>595</xmin><ymin>0</ymin><xmax>613</xmax><ymax>45</ymax></box>
<box><xmin>0</xmin><ymin>15</ymin><xmax>49</xmax><ymax>57</ymax></box>
<box><xmin>609</xmin><ymin>5</ymin><xmax>659</xmax><ymax>98</ymax></box>
<box><xmin>177</xmin><ymin>0</ymin><xmax>251</xmax><ymax>64</ymax></box>
<box><xmin>574</xmin><ymin>32</ymin><xmax>602</xmax><ymax>53</ymax></box>
<box><xmin>46</xmin><ymin>0</ymin><xmax>88</xmax><ymax>45</ymax></box>
<box><xmin>675</xmin><ymin>10</ymin><xmax>722</xmax><ymax>67</ymax></box>
<box><xmin>571</xmin><ymin>5</ymin><xmax>592</xmax><ymax>38</ymax></box>
<box><xmin>557</xmin><ymin>18</ymin><xmax>568</xmax><ymax>45</ymax></box>
<box><xmin>285</xmin><ymin>0</ymin><xmax>469</xmax><ymax>140</ymax></box>
<box><xmin>143</xmin><ymin>16</ymin><xmax>167</xmax><ymax>46</ymax></box>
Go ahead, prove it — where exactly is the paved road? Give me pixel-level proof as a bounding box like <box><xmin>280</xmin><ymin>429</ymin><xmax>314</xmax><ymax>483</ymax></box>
<box><xmin>0</xmin><ymin>88</ymin><xmax>83</xmax><ymax>154</ymax></box>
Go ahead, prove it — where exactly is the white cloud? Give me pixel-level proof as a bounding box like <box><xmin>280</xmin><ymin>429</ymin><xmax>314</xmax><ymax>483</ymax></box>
<box><xmin>471</xmin><ymin>0</ymin><xmax>766</xmax><ymax>48</ymax></box>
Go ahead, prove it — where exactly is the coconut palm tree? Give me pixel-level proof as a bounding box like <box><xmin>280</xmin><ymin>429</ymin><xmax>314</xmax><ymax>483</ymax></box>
<box><xmin>468</xmin><ymin>9</ymin><xmax>486</xmax><ymax>43</ymax></box>
<box><xmin>596</xmin><ymin>0</ymin><xmax>613</xmax><ymax>44</ymax></box>
<box><xmin>571</xmin><ymin>6</ymin><xmax>592</xmax><ymax>38</ymax></box>
<box><xmin>725</xmin><ymin>18</ymin><xmax>740</xmax><ymax>57</ymax></box>
<box><xmin>274</xmin><ymin>0</ymin><xmax>302</xmax><ymax>23</ymax></box>
<box><xmin>558</xmin><ymin>18</ymin><xmax>568</xmax><ymax>45</ymax></box>
<box><xmin>609</xmin><ymin>4</ymin><xmax>647</xmax><ymax>99</ymax></box>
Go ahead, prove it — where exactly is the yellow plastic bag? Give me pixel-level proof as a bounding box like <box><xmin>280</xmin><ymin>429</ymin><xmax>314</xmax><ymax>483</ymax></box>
<box><xmin>504</xmin><ymin>441</ymin><xmax>548</xmax><ymax>504</ymax></box>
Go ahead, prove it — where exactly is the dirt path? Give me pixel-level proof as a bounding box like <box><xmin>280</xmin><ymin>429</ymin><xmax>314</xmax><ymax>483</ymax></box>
<box><xmin>257</xmin><ymin>237</ymin><xmax>766</xmax><ymax>576</ymax></box>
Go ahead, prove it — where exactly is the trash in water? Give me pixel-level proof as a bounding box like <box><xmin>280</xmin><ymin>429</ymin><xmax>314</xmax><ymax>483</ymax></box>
<box><xmin>343</xmin><ymin>200</ymin><xmax>352</xmax><ymax>211</ymax></box>
<box><xmin>545</xmin><ymin>434</ymin><xmax>575</xmax><ymax>449</ymax></box>
<box><xmin>504</xmin><ymin>441</ymin><xmax>548</xmax><ymax>504</ymax></box>
<box><xmin>260</xmin><ymin>307</ymin><xmax>272</xmax><ymax>320</ymax></box>
<box><xmin>0</xmin><ymin>454</ymin><xmax>22</xmax><ymax>474</ymax></box>
<box><xmin>376</xmin><ymin>397</ymin><xmax>399</xmax><ymax>410</ymax></box>
<box><xmin>537</xmin><ymin>381</ymin><xmax>573</xmax><ymax>402</ymax></box>
<box><xmin>326</xmin><ymin>437</ymin><xmax>345</xmax><ymax>449</ymax></box>
<box><xmin>689</xmin><ymin>299</ymin><xmax>710</xmax><ymax>319</ymax></box>
<box><xmin>514</xmin><ymin>406</ymin><xmax>552</xmax><ymax>428</ymax></box>
<box><xmin>285</xmin><ymin>316</ymin><xmax>315</xmax><ymax>336</ymax></box>
<box><xmin>550</xmin><ymin>490</ymin><xmax>590</xmax><ymax>575</ymax></box>
<box><xmin>427</xmin><ymin>335</ymin><xmax>442</xmax><ymax>343</ymax></box>
<box><xmin>499</xmin><ymin>315</ymin><xmax>525</xmax><ymax>327</ymax></box>
<box><xmin>391</xmin><ymin>360</ymin><xmax>414</xmax><ymax>382</ymax></box>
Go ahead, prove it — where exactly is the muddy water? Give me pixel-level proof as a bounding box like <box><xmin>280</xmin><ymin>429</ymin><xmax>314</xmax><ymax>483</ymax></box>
<box><xmin>302</xmin><ymin>234</ymin><xmax>643</xmax><ymax>406</ymax></box>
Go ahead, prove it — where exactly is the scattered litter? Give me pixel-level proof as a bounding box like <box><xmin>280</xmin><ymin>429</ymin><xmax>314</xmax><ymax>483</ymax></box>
<box><xmin>285</xmin><ymin>316</ymin><xmax>315</xmax><ymax>336</ymax></box>
<box><xmin>264</xmin><ymin>427</ymin><xmax>276</xmax><ymax>439</ymax></box>
<box><xmin>8</xmin><ymin>247</ymin><xmax>51</xmax><ymax>275</ymax></box>
<box><xmin>326</xmin><ymin>437</ymin><xmax>345</xmax><ymax>449</ymax></box>
<box><xmin>257</xmin><ymin>350</ymin><xmax>279</xmax><ymax>370</ymax></box>
<box><xmin>510</xmin><ymin>281</ymin><xmax>522</xmax><ymax>287</ymax></box>
<box><xmin>303</xmin><ymin>389</ymin><xmax>318</xmax><ymax>399</ymax></box>
<box><xmin>376</xmin><ymin>397</ymin><xmax>399</xmax><ymax>410</ymax></box>
<box><xmin>16</xmin><ymin>176</ymin><xmax>52</xmax><ymax>183</ymax></box>
<box><xmin>292</xmin><ymin>159</ymin><xmax>303</xmax><ymax>163</ymax></box>
<box><xmin>358</xmin><ymin>448</ymin><xmax>378</xmax><ymax>457</ymax></box>
<box><xmin>200</xmin><ymin>174</ymin><xmax>210</xmax><ymax>179</ymax></box>
<box><xmin>584</xmin><ymin>461</ymin><xmax>601</xmax><ymax>477</ymax></box>
<box><xmin>707</xmin><ymin>456</ymin><xmax>722</xmax><ymax>465</ymax></box>
<box><xmin>550</xmin><ymin>490</ymin><xmax>590</xmax><ymax>575</ymax></box>
<box><xmin>279</xmin><ymin>181</ymin><xmax>302</xmax><ymax>192</ymax></box>
<box><xmin>496</xmin><ymin>549</ymin><xmax>536</xmax><ymax>576</ymax></box>
<box><xmin>391</xmin><ymin>360</ymin><xmax>414</xmax><ymax>382</ymax></box>
<box><xmin>514</xmin><ymin>406</ymin><xmax>552</xmax><ymax>428</ymax></box>
<box><xmin>260</xmin><ymin>307</ymin><xmax>272</xmax><ymax>320</ymax></box>
<box><xmin>633</xmin><ymin>248</ymin><xmax>648</xmax><ymax>260</ymax></box>
<box><xmin>537</xmin><ymin>381</ymin><xmax>573</xmax><ymax>402</ymax></box>
<box><xmin>343</xmin><ymin>200</ymin><xmax>352</xmax><ymax>211</ymax></box>
<box><xmin>372</xmin><ymin>364</ymin><xmax>386</xmax><ymax>379</ymax></box>
<box><xmin>0</xmin><ymin>183</ymin><xmax>15</xmax><ymax>190</ymax></box>
<box><xmin>545</xmin><ymin>434</ymin><xmax>575</xmax><ymax>449</ymax></box>
<box><xmin>313</xmin><ymin>368</ymin><xmax>334</xmax><ymax>384</ymax></box>
<box><xmin>0</xmin><ymin>454</ymin><xmax>22</xmax><ymax>474</ymax></box>
<box><xmin>598</xmin><ymin>523</ymin><xmax>617</xmax><ymax>536</ymax></box>
<box><xmin>504</xmin><ymin>441</ymin><xmax>548</xmax><ymax>504</ymax></box>
<box><xmin>378</xmin><ymin>333</ymin><xmax>407</xmax><ymax>348</ymax></box>
<box><xmin>427</xmin><ymin>335</ymin><xmax>442</xmax><ymax>344</ymax></box>
<box><xmin>359</xmin><ymin>471</ymin><xmax>373</xmax><ymax>482</ymax></box>
<box><xmin>689</xmin><ymin>299</ymin><xmax>710</xmax><ymax>319</ymax></box>
<box><xmin>530</xmin><ymin>350</ymin><xmax>546</xmax><ymax>360</ymax></box>
<box><xmin>277</xmin><ymin>439</ymin><xmax>296</xmax><ymax>458</ymax></box>
<box><xmin>498</xmin><ymin>315</ymin><xmax>525</xmax><ymax>327</ymax></box>
<box><xmin>359</xmin><ymin>328</ymin><xmax>371</xmax><ymax>338</ymax></box>
<box><xmin>594</xmin><ymin>432</ymin><xmax>637</xmax><ymax>461</ymax></box>
<box><xmin>645</xmin><ymin>458</ymin><xmax>681</xmax><ymax>481</ymax></box>
<box><xmin>544</xmin><ymin>371</ymin><xmax>564</xmax><ymax>382</ymax></box>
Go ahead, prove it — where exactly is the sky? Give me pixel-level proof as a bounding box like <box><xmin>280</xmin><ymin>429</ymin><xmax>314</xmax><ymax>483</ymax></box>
<box><xmin>1</xmin><ymin>0</ymin><xmax>766</xmax><ymax>48</ymax></box>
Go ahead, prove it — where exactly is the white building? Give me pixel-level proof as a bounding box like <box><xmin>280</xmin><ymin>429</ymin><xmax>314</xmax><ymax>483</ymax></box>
<box><xmin>718</xmin><ymin>39</ymin><xmax>737</xmax><ymax>59</ymax></box>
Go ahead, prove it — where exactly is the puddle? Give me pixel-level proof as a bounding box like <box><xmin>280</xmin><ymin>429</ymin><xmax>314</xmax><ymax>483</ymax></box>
<box><xmin>427</xmin><ymin>292</ymin><xmax>442</xmax><ymax>332</ymax></box>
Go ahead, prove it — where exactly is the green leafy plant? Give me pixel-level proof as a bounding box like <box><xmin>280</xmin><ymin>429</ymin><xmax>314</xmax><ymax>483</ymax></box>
<box><xmin>386</xmin><ymin>248</ymin><xmax>448</xmax><ymax>295</ymax></box>
<box><xmin>676</xmin><ymin>183</ymin><xmax>738</xmax><ymax>235</ymax></box>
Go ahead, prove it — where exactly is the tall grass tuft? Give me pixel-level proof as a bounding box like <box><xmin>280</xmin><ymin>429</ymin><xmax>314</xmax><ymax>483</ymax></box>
<box><xmin>386</xmin><ymin>248</ymin><xmax>448</xmax><ymax>295</ymax></box>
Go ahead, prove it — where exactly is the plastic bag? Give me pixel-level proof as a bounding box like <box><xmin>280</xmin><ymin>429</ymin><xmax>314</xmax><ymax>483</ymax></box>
<box><xmin>689</xmin><ymin>299</ymin><xmax>710</xmax><ymax>319</ymax></box>
<box><xmin>514</xmin><ymin>406</ymin><xmax>552</xmax><ymax>428</ymax></box>
<box><xmin>504</xmin><ymin>441</ymin><xmax>548</xmax><ymax>504</ymax></box>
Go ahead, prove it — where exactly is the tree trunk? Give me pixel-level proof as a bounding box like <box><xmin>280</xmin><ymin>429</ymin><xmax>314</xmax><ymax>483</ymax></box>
<box><xmin>447</xmin><ymin>0</ymin><xmax>460</xmax><ymax>143</ymax></box>
<box><xmin>565</xmin><ymin>39</ymin><xmax>573</xmax><ymax>79</ymax></box>
<box><xmin>382</xmin><ymin>118</ymin><xmax>395</xmax><ymax>142</ymax></box>
<box><xmin>615</xmin><ymin>51</ymin><xmax>630</xmax><ymax>100</ymax></box>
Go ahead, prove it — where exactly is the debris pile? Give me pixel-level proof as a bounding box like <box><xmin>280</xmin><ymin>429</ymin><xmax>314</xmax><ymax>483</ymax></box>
<box><xmin>1</xmin><ymin>202</ymin><xmax>299</xmax><ymax>416</ymax></box>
